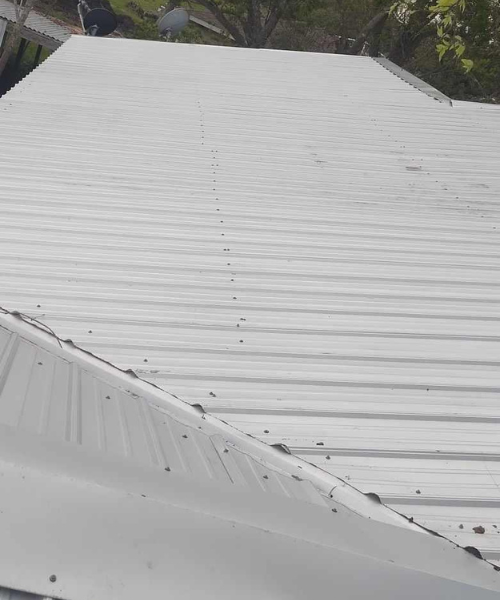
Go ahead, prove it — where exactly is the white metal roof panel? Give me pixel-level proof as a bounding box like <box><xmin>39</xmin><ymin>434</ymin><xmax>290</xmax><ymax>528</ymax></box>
<box><xmin>0</xmin><ymin>587</ymin><xmax>51</xmax><ymax>600</ymax></box>
<box><xmin>0</xmin><ymin>310</ymin><xmax>420</xmax><ymax>527</ymax></box>
<box><xmin>1</xmin><ymin>405</ymin><xmax>500</xmax><ymax>598</ymax></box>
<box><xmin>2</xmin><ymin>312</ymin><xmax>500</xmax><ymax>597</ymax></box>
<box><xmin>0</xmin><ymin>36</ymin><xmax>499</xmax><ymax>560</ymax></box>
<box><xmin>0</xmin><ymin>0</ymin><xmax>70</xmax><ymax>44</ymax></box>
<box><xmin>0</xmin><ymin>312</ymin><xmax>329</xmax><ymax>509</ymax></box>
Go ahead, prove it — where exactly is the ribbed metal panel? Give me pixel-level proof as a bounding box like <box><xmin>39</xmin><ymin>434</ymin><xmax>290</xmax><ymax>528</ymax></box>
<box><xmin>0</xmin><ymin>0</ymin><xmax>70</xmax><ymax>44</ymax></box>
<box><xmin>0</xmin><ymin>587</ymin><xmax>52</xmax><ymax>600</ymax></box>
<box><xmin>0</xmin><ymin>36</ymin><xmax>499</xmax><ymax>559</ymax></box>
<box><xmin>0</xmin><ymin>314</ymin><xmax>334</xmax><ymax>509</ymax></box>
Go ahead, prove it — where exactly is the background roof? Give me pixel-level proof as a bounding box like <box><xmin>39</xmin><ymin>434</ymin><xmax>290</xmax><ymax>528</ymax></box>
<box><xmin>0</xmin><ymin>0</ymin><xmax>71</xmax><ymax>47</ymax></box>
<box><xmin>0</xmin><ymin>35</ymin><xmax>499</xmax><ymax>563</ymax></box>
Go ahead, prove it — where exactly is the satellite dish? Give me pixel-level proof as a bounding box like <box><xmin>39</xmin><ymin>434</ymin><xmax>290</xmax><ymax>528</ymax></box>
<box><xmin>78</xmin><ymin>1</ymin><xmax>118</xmax><ymax>37</ymax></box>
<box><xmin>157</xmin><ymin>7</ymin><xmax>189</xmax><ymax>37</ymax></box>
<box><xmin>83</xmin><ymin>8</ymin><xmax>118</xmax><ymax>36</ymax></box>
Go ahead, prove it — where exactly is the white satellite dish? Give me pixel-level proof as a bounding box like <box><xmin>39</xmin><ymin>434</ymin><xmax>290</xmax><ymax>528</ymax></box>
<box><xmin>157</xmin><ymin>7</ymin><xmax>189</xmax><ymax>38</ymax></box>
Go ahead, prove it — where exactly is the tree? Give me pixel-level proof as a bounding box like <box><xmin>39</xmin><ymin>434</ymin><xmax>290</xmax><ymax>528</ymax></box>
<box><xmin>0</xmin><ymin>0</ymin><xmax>37</xmax><ymax>76</ymax></box>
<box><xmin>193</xmin><ymin>0</ymin><xmax>323</xmax><ymax>47</ymax></box>
<box><xmin>347</xmin><ymin>8</ymin><xmax>390</xmax><ymax>55</ymax></box>
<box><xmin>403</xmin><ymin>0</ymin><xmax>500</xmax><ymax>100</ymax></box>
<box><xmin>387</xmin><ymin>0</ymin><xmax>475</xmax><ymax>71</ymax></box>
<box><xmin>266</xmin><ymin>0</ymin><xmax>499</xmax><ymax>101</ymax></box>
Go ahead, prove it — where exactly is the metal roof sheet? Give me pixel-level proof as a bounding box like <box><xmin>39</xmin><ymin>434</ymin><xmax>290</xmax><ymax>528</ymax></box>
<box><xmin>0</xmin><ymin>316</ymin><xmax>499</xmax><ymax>598</ymax></box>
<box><xmin>0</xmin><ymin>587</ymin><xmax>52</xmax><ymax>600</ymax></box>
<box><xmin>2</xmin><ymin>420</ymin><xmax>500</xmax><ymax>599</ymax></box>
<box><xmin>0</xmin><ymin>36</ymin><xmax>499</xmax><ymax>562</ymax></box>
<box><xmin>0</xmin><ymin>310</ymin><xmax>419</xmax><ymax>527</ymax></box>
<box><xmin>0</xmin><ymin>0</ymin><xmax>70</xmax><ymax>45</ymax></box>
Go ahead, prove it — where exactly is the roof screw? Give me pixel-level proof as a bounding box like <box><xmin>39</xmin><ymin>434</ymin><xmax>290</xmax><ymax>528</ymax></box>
<box><xmin>49</xmin><ymin>575</ymin><xmax>57</xmax><ymax>583</ymax></box>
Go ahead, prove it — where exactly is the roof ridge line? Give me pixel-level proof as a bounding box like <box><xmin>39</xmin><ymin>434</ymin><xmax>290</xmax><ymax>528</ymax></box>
<box><xmin>372</xmin><ymin>57</ymin><xmax>453</xmax><ymax>106</ymax></box>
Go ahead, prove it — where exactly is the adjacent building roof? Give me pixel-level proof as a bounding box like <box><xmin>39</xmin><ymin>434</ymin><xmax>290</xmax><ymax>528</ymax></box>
<box><xmin>0</xmin><ymin>0</ymin><xmax>71</xmax><ymax>49</ymax></box>
<box><xmin>0</xmin><ymin>311</ymin><xmax>500</xmax><ymax>599</ymax></box>
<box><xmin>0</xmin><ymin>35</ymin><xmax>499</xmax><ymax>565</ymax></box>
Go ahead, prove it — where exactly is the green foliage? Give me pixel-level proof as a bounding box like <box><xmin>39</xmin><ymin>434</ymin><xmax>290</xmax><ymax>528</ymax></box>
<box><xmin>130</xmin><ymin>18</ymin><xmax>161</xmax><ymax>38</ymax></box>
<box><xmin>429</xmin><ymin>0</ymin><xmax>473</xmax><ymax>70</ymax></box>
<box><xmin>389</xmin><ymin>0</ymin><xmax>474</xmax><ymax>71</ymax></box>
<box><xmin>390</xmin><ymin>0</ymin><xmax>499</xmax><ymax>101</ymax></box>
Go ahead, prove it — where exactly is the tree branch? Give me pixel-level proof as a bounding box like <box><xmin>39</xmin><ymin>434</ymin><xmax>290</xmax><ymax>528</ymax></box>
<box><xmin>195</xmin><ymin>0</ymin><xmax>247</xmax><ymax>45</ymax></box>
<box><xmin>346</xmin><ymin>9</ymin><xmax>389</xmax><ymax>56</ymax></box>
<box><xmin>263</xmin><ymin>0</ymin><xmax>288</xmax><ymax>40</ymax></box>
<box><xmin>249</xmin><ymin>0</ymin><xmax>261</xmax><ymax>34</ymax></box>
<box><xmin>387</xmin><ymin>24</ymin><xmax>434</xmax><ymax>64</ymax></box>
<box><xmin>368</xmin><ymin>10</ymin><xmax>390</xmax><ymax>56</ymax></box>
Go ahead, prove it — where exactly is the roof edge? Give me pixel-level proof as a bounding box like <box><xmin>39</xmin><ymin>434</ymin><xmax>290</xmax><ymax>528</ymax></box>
<box><xmin>373</xmin><ymin>57</ymin><xmax>453</xmax><ymax>106</ymax></box>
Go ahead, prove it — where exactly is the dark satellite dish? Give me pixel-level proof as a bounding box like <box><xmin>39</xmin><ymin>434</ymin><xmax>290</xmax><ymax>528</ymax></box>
<box><xmin>78</xmin><ymin>1</ymin><xmax>118</xmax><ymax>36</ymax></box>
<box><xmin>157</xmin><ymin>7</ymin><xmax>189</xmax><ymax>38</ymax></box>
<box><xmin>83</xmin><ymin>8</ymin><xmax>117</xmax><ymax>36</ymax></box>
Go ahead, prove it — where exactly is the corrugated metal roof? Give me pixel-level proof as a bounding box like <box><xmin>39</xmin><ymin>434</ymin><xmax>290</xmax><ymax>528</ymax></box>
<box><xmin>0</xmin><ymin>587</ymin><xmax>52</xmax><ymax>600</ymax></box>
<box><xmin>1</xmin><ymin>416</ymin><xmax>500</xmax><ymax>599</ymax></box>
<box><xmin>0</xmin><ymin>310</ymin><xmax>327</xmax><ymax>507</ymax></box>
<box><xmin>0</xmin><ymin>36</ymin><xmax>499</xmax><ymax>561</ymax></box>
<box><xmin>0</xmin><ymin>317</ymin><xmax>499</xmax><ymax>599</ymax></box>
<box><xmin>0</xmin><ymin>310</ymin><xmax>421</xmax><ymax>527</ymax></box>
<box><xmin>0</xmin><ymin>0</ymin><xmax>70</xmax><ymax>45</ymax></box>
